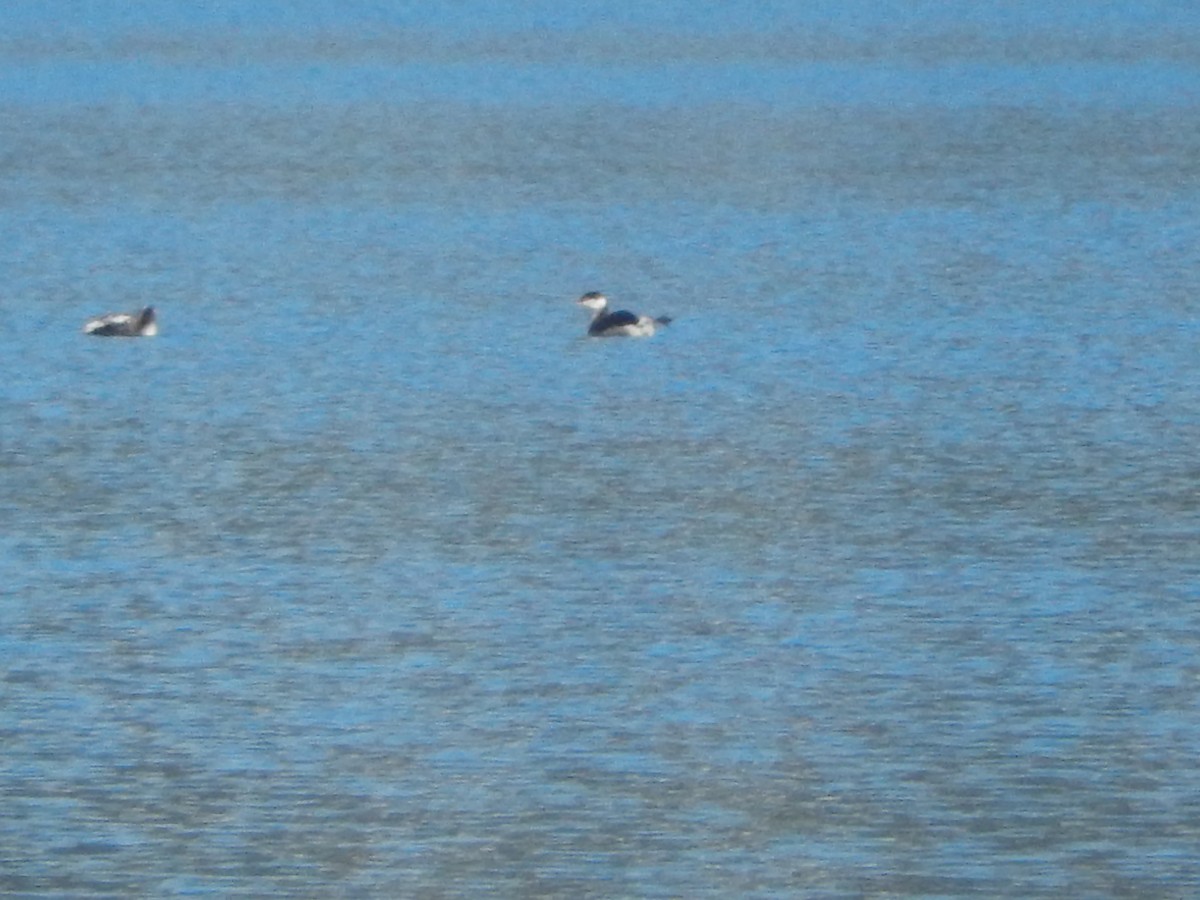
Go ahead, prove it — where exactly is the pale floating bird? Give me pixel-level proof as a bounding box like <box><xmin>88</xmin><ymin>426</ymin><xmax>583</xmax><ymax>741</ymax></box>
<box><xmin>577</xmin><ymin>292</ymin><xmax>671</xmax><ymax>337</ymax></box>
<box><xmin>83</xmin><ymin>306</ymin><xmax>158</xmax><ymax>337</ymax></box>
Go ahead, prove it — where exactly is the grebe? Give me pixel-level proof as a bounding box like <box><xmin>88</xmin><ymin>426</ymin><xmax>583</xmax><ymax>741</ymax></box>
<box><xmin>577</xmin><ymin>292</ymin><xmax>671</xmax><ymax>337</ymax></box>
<box><xmin>83</xmin><ymin>306</ymin><xmax>158</xmax><ymax>337</ymax></box>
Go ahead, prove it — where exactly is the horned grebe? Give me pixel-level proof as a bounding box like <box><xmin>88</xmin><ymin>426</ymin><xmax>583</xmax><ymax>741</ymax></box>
<box><xmin>577</xmin><ymin>292</ymin><xmax>671</xmax><ymax>337</ymax></box>
<box><xmin>83</xmin><ymin>306</ymin><xmax>158</xmax><ymax>337</ymax></box>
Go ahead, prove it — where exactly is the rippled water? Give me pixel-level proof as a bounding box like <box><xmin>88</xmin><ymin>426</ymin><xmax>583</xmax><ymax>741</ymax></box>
<box><xmin>4</xmin><ymin>3</ymin><xmax>1200</xmax><ymax>896</ymax></box>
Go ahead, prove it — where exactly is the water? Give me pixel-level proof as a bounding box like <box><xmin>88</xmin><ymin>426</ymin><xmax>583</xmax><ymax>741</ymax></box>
<box><xmin>3</xmin><ymin>3</ymin><xmax>1200</xmax><ymax>896</ymax></box>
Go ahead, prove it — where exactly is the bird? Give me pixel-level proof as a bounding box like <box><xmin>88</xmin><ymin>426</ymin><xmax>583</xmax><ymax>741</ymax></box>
<box><xmin>576</xmin><ymin>292</ymin><xmax>671</xmax><ymax>337</ymax></box>
<box><xmin>83</xmin><ymin>306</ymin><xmax>158</xmax><ymax>337</ymax></box>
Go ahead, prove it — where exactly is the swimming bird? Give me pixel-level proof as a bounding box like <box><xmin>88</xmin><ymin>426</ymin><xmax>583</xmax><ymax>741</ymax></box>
<box><xmin>577</xmin><ymin>291</ymin><xmax>671</xmax><ymax>337</ymax></box>
<box><xmin>83</xmin><ymin>306</ymin><xmax>158</xmax><ymax>337</ymax></box>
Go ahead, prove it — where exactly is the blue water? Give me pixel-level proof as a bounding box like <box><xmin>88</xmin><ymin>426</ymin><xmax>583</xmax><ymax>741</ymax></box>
<box><xmin>4</xmin><ymin>3</ymin><xmax>1200</xmax><ymax>897</ymax></box>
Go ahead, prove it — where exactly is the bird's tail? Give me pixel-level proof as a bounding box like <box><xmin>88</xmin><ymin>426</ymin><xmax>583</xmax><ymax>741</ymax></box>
<box><xmin>655</xmin><ymin>316</ymin><xmax>673</xmax><ymax>326</ymax></box>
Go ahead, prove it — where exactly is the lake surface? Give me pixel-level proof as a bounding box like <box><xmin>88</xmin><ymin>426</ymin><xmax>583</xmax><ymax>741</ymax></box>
<box><xmin>3</xmin><ymin>3</ymin><xmax>1200</xmax><ymax>896</ymax></box>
